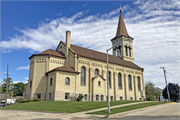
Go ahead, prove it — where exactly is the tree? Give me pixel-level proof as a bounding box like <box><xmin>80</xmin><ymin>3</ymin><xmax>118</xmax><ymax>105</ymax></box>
<box><xmin>0</xmin><ymin>77</ymin><xmax>13</xmax><ymax>94</ymax></box>
<box><xmin>13</xmin><ymin>82</ymin><xmax>26</xmax><ymax>96</ymax></box>
<box><xmin>163</xmin><ymin>83</ymin><xmax>179</xmax><ymax>102</ymax></box>
<box><xmin>145</xmin><ymin>81</ymin><xmax>160</xmax><ymax>101</ymax></box>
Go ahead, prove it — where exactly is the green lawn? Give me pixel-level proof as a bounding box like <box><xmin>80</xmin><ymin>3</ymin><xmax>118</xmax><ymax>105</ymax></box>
<box><xmin>1</xmin><ymin>100</ymin><xmax>144</xmax><ymax>113</ymax></box>
<box><xmin>87</xmin><ymin>101</ymin><xmax>166</xmax><ymax>115</ymax></box>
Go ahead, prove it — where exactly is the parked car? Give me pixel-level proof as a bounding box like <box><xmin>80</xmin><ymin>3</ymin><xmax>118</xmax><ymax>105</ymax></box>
<box><xmin>0</xmin><ymin>102</ymin><xmax>10</xmax><ymax>107</ymax></box>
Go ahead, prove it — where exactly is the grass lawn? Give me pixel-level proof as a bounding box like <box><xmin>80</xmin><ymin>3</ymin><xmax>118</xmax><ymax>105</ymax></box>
<box><xmin>87</xmin><ymin>101</ymin><xmax>166</xmax><ymax>115</ymax></box>
<box><xmin>1</xmin><ymin>100</ymin><xmax>144</xmax><ymax>113</ymax></box>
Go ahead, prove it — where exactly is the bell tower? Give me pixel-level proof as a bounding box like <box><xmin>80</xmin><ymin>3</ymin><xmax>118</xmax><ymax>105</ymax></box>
<box><xmin>111</xmin><ymin>6</ymin><xmax>134</xmax><ymax>63</ymax></box>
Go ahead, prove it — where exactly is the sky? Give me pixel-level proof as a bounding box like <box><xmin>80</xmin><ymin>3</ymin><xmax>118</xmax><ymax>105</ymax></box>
<box><xmin>0</xmin><ymin>0</ymin><xmax>180</xmax><ymax>89</ymax></box>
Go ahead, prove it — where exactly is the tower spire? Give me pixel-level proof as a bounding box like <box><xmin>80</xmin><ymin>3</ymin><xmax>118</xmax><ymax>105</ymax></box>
<box><xmin>115</xmin><ymin>5</ymin><xmax>132</xmax><ymax>39</ymax></box>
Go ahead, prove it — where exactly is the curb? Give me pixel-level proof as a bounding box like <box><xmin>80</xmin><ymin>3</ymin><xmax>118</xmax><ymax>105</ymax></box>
<box><xmin>166</xmin><ymin>102</ymin><xmax>176</xmax><ymax>105</ymax></box>
<box><xmin>108</xmin><ymin>103</ymin><xmax>167</xmax><ymax>118</ymax></box>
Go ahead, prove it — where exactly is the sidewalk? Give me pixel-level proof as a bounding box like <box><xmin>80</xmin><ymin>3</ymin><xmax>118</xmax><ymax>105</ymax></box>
<box><xmin>60</xmin><ymin>101</ymin><xmax>152</xmax><ymax>119</ymax></box>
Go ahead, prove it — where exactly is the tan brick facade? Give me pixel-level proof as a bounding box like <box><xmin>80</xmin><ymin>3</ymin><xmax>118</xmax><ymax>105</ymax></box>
<box><xmin>25</xmin><ymin>10</ymin><xmax>146</xmax><ymax>101</ymax></box>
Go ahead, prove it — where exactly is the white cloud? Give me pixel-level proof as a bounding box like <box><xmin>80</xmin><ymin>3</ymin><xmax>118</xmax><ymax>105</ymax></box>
<box><xmin>16</xmin><ymin>65</ymin><xmax>30</xmax><ymax>70</ymax></box>
<box><xmin>1</xmin><ymin>0</ymin><xmax>180</xmax><ymax>88</ymax></box>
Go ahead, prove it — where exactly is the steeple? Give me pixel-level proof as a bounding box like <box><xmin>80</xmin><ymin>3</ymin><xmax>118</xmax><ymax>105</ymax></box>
<box><xmin>116</xmin><ymin>7</ymin><xmax>131</xmax><ymax>38</ymax></box>
<box><xmin>116</xmin><ymin>10</ymin><xmax>129</xmax><ymax>37</ymax></box>
<box><xmin>111</xmin><ymin>5</ymin><xmax>134</xmax><ymax>63</ymax></box>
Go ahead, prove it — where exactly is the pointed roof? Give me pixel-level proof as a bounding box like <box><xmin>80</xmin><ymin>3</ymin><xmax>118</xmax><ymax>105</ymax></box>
<box><xmin>111</xmin><ymin>10</ymin><xmax>133</xmax><ymax>40</ymax></box>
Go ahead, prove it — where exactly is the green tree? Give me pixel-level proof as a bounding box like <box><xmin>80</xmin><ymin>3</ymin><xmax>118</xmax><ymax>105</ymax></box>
<box><xmin>0</xmin><ymin>77</ymin><xmax>13</xmax><ymax>94</ymax></box>
<box><xmin>13</xmin><ymin>82</ymin><xmax>26</xmax><ymax>96</ymax></box>
<box><xmin>163</xmin><ymin>83</ymin><xmax>179</xmax><ymax>102</ymax></box>
<box><xmin>145</xmin><ymin>81</ymin><xmax>158</xmax><ymax>101</ymax></box>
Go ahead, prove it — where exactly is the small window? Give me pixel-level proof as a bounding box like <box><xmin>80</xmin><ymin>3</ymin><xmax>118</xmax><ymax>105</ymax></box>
<box><xmin>111</xmin><ymin>96</ymin><xmax>113</xmax><ymax>101</ymax></box>
<box><xmin>65</xmin><ymin>93</ymin><xmax>69</xmax><ymax>100</ymax></box>
<box><xmin>96</xmin><ymin>95</ymin><xmax>99</xmax><ymax>101</ymax></box>
<box><xmin>95</xmin><ymin>69</ymin><xmax>99</xmax><ymax>75</ymax></box>
<box><xmin>65</xmin><ymin>77</ymin><xmax>70</xmax><ymax>85</ymax></box>
<box><xmin>140</xmin><ymin>98</ymin><xmax>142</xmax><ymax>101</ymax></box>
<box><xmin>101</xmin><ymin>95</ymin><xmax>104</xmax><ymax>101</ymax></box>
<box><xmin>50</xmin><ymin>78</ymin><xmax>53</xmax><ymax>85</ymax></box>
<box><xmin>120</xmin><ymin>97</ymin><xmax>123</xmax><ymax>100</ymax></box>
<box><xmin>130</xmin><ymin>97</ymin><xmax>133</xmax><ymax>100</ymax></box>
<box><xmin>37</xmin><ymin>94</ymin><xmax>41</xmax><ymax>99</ymax></box>
<box><xmin>98</xmin><ymin>81</ymin><xmax>101</xmax><ymax>86</ymax></box>
<box><xmin>30</xmin><ymin>81</ymin><xmax>32</xmax><ymax>88</ymax></box>
<box><xmin>49</xmin><ymin>93</ymin><xmax>51</xmax><ymax>100</ymax></box>
<box><xmin>84</xmin><ymin>94</ymin><xmax>87</xmax><ymax>101</ymax></box>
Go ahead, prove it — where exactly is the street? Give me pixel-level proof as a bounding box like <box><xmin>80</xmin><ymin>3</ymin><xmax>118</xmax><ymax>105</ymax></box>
<box><xmin>1</xmin><ymin>103</ymin><xmax>179</xmax><ymax>120</ymax></box>
<box><xmin>108</xmin><ymin>103</ymin><xmax>180</xmax><ymax>120</ymax></box>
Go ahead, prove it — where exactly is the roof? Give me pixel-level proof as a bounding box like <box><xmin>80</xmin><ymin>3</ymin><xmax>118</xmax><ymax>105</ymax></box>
<box><xmin>46</xmin><ymin>66</ymin><xmax>80</xmax><ymax>75</ymax></box>
<box><xmin>7</xmin><ymin>96</ymin><xmax>22</xmax><ymax>99</ymax></box>
<box><xmin>92</xmin><ymin>74</ymin><xmax>106</xmax><ymax>81</ymax></box>
<box><xmin>65</xmin><ymin>43</ymin><xmax>143</xmax><ymax>70</ymax></box>
<box><xmin>0</xmin><ymin>94</ymin><xmax>8</xmax><ymax>99</ymax></box>
<box><xmin>111</xmin><ymin>10</ymin><xmax>133</xmax><ymax>40</ymax></box>
<box><xmin>29</xmin><ymin>49</ymin><xmax>66</xmax><ymax>59</ymax></box>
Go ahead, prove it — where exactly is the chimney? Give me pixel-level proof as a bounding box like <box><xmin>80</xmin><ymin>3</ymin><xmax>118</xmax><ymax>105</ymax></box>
<box><xmin>65</xmin><ymin>31</ymin><xmax>71</xmax><ymax>66</ymax></box>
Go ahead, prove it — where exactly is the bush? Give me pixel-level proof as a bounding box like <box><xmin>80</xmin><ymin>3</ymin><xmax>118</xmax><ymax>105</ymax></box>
<box><xmin>17</xmin><ymin>98</ymin><xmax>34</xmax><ymax>103</ymax></box>
<box><xmin>77</xmin><ymin>95</ymin><xmax>84</xmax><ymax>101</ymax></box>
<box><xmin>26</xmin><ymin>99</ymin><xmax>32</xmax><ymax>102</ymax></box>
<box><xmin>146</xmin><ymin>95</ymin><xmax>155</xmax><ymax>101</ymax></box>
<box><xmin>33</xmin><ymin>98</ymin><xmax>40</xmax><ymax>101</ymax></box>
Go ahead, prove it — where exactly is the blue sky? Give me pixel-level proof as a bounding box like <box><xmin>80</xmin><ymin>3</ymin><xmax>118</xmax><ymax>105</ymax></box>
<box><xmin>0</xmin><ymin>0</ymin><xmax>180</xmax><ymax>88</ymax></box>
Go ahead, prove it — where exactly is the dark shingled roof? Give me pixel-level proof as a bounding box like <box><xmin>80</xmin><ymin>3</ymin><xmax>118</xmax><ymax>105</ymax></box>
<box><xmin>29</xmin><ymin>49</ymin><xmax>65</xmax><ymax>59</ymax></box>
<box><xmin>46</xmin><ymin>66</ymin><xmax>80</xmax><ymax>74</ymax></box>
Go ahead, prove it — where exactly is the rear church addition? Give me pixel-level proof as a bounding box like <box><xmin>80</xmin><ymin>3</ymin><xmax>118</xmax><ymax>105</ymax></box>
<box><xmin>25</xmin><ymin>8</ymin><xmax>145</xmax><ymax>101</ymax></box>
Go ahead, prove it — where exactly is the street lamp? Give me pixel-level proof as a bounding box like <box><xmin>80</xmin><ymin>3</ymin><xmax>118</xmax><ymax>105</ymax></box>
<box><xmin>160</xmin><ymin>67</ymin><xmax>171</xmax><ymax>102</ymax></box>
<box><xmin>106</xmin><ymin>38</ymin><xmax>131</xmax><ymax>113</ymax></box>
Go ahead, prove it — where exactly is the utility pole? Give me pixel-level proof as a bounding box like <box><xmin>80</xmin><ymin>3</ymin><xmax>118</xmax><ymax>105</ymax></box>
<box><xmin>5</xmin><ymin>63</ymin><xmax>9</xmax><ymax>106</ymax></box>
<box><xmin>160</xmin><ymin>67</ymin><xmax>170</xmax><ymax>102</ymax></box>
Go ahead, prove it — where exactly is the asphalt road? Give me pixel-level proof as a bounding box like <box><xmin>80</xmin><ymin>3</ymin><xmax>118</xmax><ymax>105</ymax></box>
<box><xmin>108</xmin><ymin>103</ymin><xmax>180</xmax><ymax>120</ymax></box>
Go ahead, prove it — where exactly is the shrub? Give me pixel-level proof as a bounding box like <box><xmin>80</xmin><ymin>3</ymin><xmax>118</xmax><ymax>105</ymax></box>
<box><xmin>26</xmin><ymin>99</ymin><xmax>32</xmax><ymax>102</ymax></box>
<box><xmin>77</xmin><ymin>95</ymin><xmax>84</xmax><ymax>101</ymax></box>
<box><xmin>33</xmin><ymin>98</ymin><xmax>40</xmax><ymax>101</ymax></box>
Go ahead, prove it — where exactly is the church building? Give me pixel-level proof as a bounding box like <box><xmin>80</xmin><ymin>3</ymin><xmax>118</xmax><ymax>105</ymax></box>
<box><xmin>25</xmin><ymin>9</ymin><xmax>145</xmax><ymax>101</ymax></box>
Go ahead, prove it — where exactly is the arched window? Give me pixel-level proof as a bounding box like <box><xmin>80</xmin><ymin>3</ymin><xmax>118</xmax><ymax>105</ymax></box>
<box><xmin>108</xmin><ymin>71</ymin><xmax>111</xmax><ymax>88</ymax></box>
<box><xmin>81</xmin><ymin>67</ymin><xmax>85</xmax><ymax>85</ymax></box>
<box><xmin>128</xmin><ymin>75</ymin><xmax>132</xmax><ymax>90</ymax></box>
<box><xmin>95</xmin><ymin>69</ymin><xmax>99</xmax><ymax>75</ymax></box>
<box><xmin>98</xmin><ymin>81</ymin><xmax>101</xmax><ymax>86</ymax></box>
<box><xmin>50</xmin><ymin>78</ymin><xmax>53</xmax><ymax>85</ymax></box>
<box><xmin>137</xmin><ymin>77</ymin><xmax>140</xmax><ymax>91</ymax></box>
<box><xmin>118</xmin><ymin>73</ymin><xmax>122</xmax><ymax>89</ymax></box>
<box><xmin>125</xmin><ymin>46</ymin><xmax>128</xmax><ymax>56</ymax></box>
<box><xmin>65</xmin><ymin>77</ymin><xmax>70</xmax><ymax>85</ymax></box>
<box><xmin>129</xmin><ymin>48</ymin><xmax>131</xmax><ymax>57</ymax></box>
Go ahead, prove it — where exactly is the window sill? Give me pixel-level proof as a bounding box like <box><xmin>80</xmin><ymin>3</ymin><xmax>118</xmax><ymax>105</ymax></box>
<box><xmin>65</xmin><ymin>84</ymin><xmax>70</xmax><ymax>86</ymax></box>
<box><xmin>80</xmin><ymin>85</ymin><xmax>86</xmax><ymax>87</ymax></box>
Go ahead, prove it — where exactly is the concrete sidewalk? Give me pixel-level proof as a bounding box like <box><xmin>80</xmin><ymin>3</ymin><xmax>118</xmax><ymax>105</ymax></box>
<box><xmin>60</xmin><ymin>101</ymin><xmax>152</xmax><ymax>119</ymax></box>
